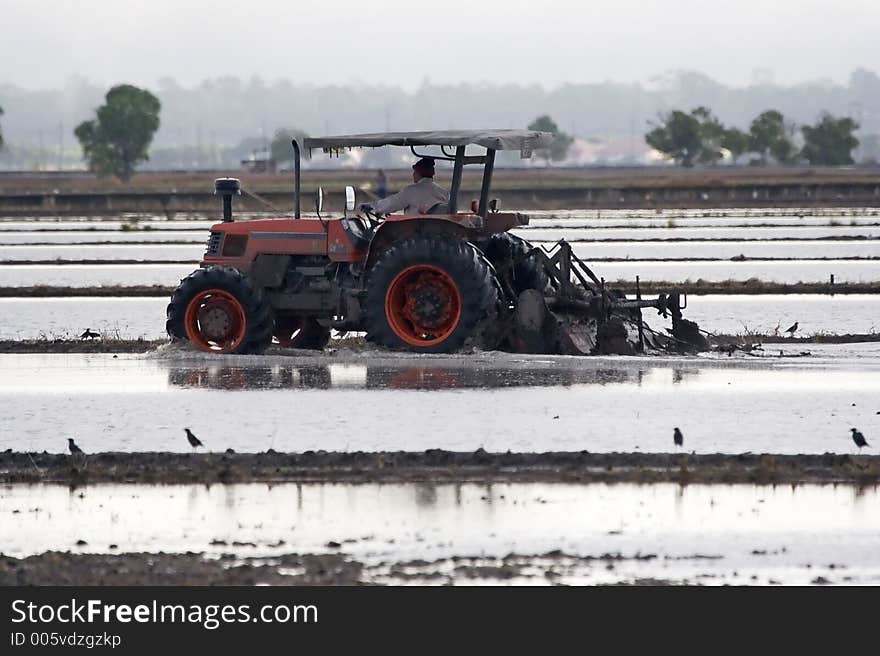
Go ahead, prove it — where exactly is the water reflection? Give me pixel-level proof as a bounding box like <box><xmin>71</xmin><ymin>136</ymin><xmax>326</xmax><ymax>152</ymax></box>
<box><xmin>165</xmin><ymin>363</ymin><xmax>645</xmax><ymax>391</ymax></box>
<box><xmin>3</xmin><ymin>481</ymin><xmax>879</xmax><ymax>584</ymax></box>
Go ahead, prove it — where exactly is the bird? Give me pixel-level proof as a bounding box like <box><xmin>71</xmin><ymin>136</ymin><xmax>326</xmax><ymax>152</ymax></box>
<box><xmin>185</xmin><ymin>428</ymin><xmax>204</xmax><ymax>449</ymax></box>
<box><xmin>784</xmin><ymin>322</ymin><xmax>798</xmax><ymax>337</ymax></box>
<box><xmin>68</xmin><ymin>438</ymin><xmax>83</xmax><ymax>455</ymax></box>
<box><xmin>851</xmin><ymin>428</ymin><xmax>869</xmax><ymax>450</ymax></box>
<box><xmin>80</xmin><ymin>329</ymin><xmax>100</xmax><ymax>340</ymax></box>
<box><xmin>673</xmin><ymin>427</ymin><xmax>684</xmax><ymax>448</ymax></box>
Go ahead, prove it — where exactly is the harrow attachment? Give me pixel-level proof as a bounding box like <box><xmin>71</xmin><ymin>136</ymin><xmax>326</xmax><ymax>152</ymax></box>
<box><xmin>500</xmin><ymin>240</ymin><xmax>708</xmax><ymax>356</ymax></box>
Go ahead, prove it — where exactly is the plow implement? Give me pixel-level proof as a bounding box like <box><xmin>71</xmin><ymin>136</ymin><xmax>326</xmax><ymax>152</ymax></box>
<box><xmin>500</xmin><ymin>240</ymin><xmax>708</xmax><ymax>356</ymax></box>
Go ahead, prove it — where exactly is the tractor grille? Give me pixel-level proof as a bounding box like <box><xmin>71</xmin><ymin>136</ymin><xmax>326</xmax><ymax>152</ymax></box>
<box><xmin>205</xmin><ymin>230</ymin><xmax>222</xmax><ymax>255</ymax></box>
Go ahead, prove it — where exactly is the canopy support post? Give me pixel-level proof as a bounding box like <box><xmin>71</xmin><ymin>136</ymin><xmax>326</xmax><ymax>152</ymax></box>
<box><xmin>477</xmin><ymin>148</ymin><xmax>496</xmax><ymax>217</ymax></box>
<box><xmin>449</xmin><ymin>146</ymin><xmax>465</xmax><ymax>214</ymax></box>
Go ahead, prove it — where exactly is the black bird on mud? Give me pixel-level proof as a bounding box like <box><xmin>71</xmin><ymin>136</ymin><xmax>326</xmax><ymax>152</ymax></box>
<box><xmin>67</xmin><ymin>438</ymin><xmax>83</xmax><ymax>455</ymax></box>
<box><xmin>784</xmin><ymin>322</ymin><xmax>799</xmax><ymax>337</ymax></box>
<box><xmin>673</xmin><ymin>427</ymin><xmax>684</xmax><ymax>448</ymax></box>
<box><xmin>80</xmin><ymin>329</ymin><xmax>100</xmax><ymax>340</ymax></box>
<box><xmin>185</xmin><ymin>428</ymin><xmax>204</xmax><ymax>450</ymax></box>
<box><xmin>851</xmin><ymin>428</ymin><xmax>869</xmax><ymax>450</ymax></box>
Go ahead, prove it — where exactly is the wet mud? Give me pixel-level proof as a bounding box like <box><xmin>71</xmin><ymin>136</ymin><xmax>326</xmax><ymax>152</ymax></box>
<box><xmin>2</xmin><ymin>450</ymin><xmax>879</xmax><ymax>485</ymax></box>
<box><xmin>0</xmin><ymin>550</ymin><xmax>694</xmax><ymax>586</ymax></box>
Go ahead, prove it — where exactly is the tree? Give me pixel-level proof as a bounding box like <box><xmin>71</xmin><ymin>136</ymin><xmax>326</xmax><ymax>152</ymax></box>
<box><xmin>74</xmin><ymin>84</ymin><xmax>161</xmax><ymax>181</ymax></box>
<box><xmin>748</xmin><ymin>110</ymin><xmax>795</xmax><ymax>165</ymax></box>
<box><xmin>645</xmin><ymin>109</ymin><xmax>703</xmax><ymax>166</ymax></box>
<box><xmin>721</xmin><ymin>127</ymin><xmax>750</xmax><ymax>162</ymax></box>
<box><xmin>270</xmin><ymin>128</ymin><xmax>308</xmax><ymax>165</ymax></box>
<box><xmin>800</xmin><ymin>113</ymin><xmax>860</xmax><ymax>166</ymax></box>
<box><xmin>691</xmin><ymin>106</ymin><xmax>726</xmax><ymax>165</ymax></box>
<box><xmin>527</xmin><ymin>115</ymin><xmax>573</xmax><ymax>164</ymax></box>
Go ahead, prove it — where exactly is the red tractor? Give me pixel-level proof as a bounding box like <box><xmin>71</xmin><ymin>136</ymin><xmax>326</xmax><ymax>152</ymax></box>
<box><xmin>167</xmin><ymin>129</ymin><xmax>704</xmax><ymax>355</ymax></box>
<box><xmin>167</xmin><ymin>130</ymin><xmax>558</xmax><ymax>354</ymax></box>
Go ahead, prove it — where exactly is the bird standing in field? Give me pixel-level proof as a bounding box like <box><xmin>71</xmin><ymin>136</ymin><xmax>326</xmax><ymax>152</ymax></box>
<box><xmin>80</xmin><ymin>329</ymin><xmax>100</xmax><ymax>340</ymax></box>
<box><xmin>673</xmin><ymin>427</ymin><xmax>684</xmax><ymax>448</ymax></box>
<box><xmin>67</xmin><ymin>438</ymin><xmax>83</xmax><ymax>455</ymax></box>
<box><xmin>185</xmin><ymin>428</ymin><xmax>204</xmax><ymax>450</ymax></box>
<box><xmin>851</xmin><ymin>428</ymin><xmax>869</xmax><ymax>450</ymax></box>
<box><xmin>784</xmin><ymin>322</ymin><xmax>799</xmax><ymax>338</ymax></box>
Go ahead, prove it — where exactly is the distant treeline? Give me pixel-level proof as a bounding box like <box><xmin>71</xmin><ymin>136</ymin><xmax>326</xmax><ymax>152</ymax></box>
<box><xmin>2</xmin><ymin>69</ymin><xmax>880</xmax><ymax>168</ymax></box>
<box><xmin>646</xmin><ymin>107</ymin><xmax>861</xmax><ymax>167</ymax></box>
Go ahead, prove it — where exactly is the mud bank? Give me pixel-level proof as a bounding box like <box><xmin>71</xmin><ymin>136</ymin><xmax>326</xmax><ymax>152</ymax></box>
<box><xmin>2</xmin><ymin>331</ymin><xmax>878</xmax><ymax>353</ymax></box>
<box><xmin>2</xmin><ymin>451</ymin><xmax>879</xmax><ymax>485</ymax></box>
<box><xmin>0</xmin><ymin>339</ymin><xmax>164</xmax><ymax>353</ymax></box>
<box><xmin>0</xmin><ymin>550</ymin><xmax>690</xmax><ymax>586</ymax></box>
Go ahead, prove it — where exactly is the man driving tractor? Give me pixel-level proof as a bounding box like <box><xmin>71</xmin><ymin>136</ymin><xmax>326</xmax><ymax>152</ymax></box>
<box><xmin>361</xmin><ymin>157</ymin><xmax>449</xmax><ymax>215</ymax></box>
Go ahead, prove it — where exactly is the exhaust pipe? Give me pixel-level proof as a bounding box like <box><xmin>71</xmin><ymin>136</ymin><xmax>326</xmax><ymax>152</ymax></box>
<box><xmin>214</xmin><ymin>177</ymin><xmax>241</xmax><ymax>222</ymax></box>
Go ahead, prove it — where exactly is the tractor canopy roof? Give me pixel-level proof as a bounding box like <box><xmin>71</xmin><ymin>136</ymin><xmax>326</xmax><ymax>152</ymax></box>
<box><xmin>304</xmin><ymin>129</ymin><xmax>554</xmax><ymax>158</ymax></box>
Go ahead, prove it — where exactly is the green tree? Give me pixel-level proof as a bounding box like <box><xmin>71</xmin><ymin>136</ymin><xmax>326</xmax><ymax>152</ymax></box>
<box><xmin>527</xmin><ymin>115</ymin><xmax>573</xmax><ymax>164</ymax></box>
<box><xmin>270</xmin><ymin>128</ymin><xmax>308</xmax><ymax>165</ymax></box>
<box><xmin>74</xmin><ymin>84</ymin><xmax>161</xmax><ymax>181</ymax></box>
<box><xmin>748</xmin><ymin>110</ymin><xmax>795</xmax><ymax>164</ymax></box>
<box><xmin>800</xmin><ymin>113</ymin><xmax>860</xmax><ymax>166</ymax></box>
<box><xmin>645</xmin><ymin>110</ymin><xmax>702</xmax><ymax>166</ymax></box>
<box><xmin>721</xmin><ymin>127</ymin><xmax>750</xmax><ymax>162</ymax></box>
<box><xmin>691</xmin><ymin>106</ymin><xmax>726</xmax><ymax>164</ymax></box>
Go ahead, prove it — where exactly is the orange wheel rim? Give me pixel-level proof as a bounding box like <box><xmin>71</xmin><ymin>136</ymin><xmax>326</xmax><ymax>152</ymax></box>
<box><xmin>384</xmin><ymin>264</ymin><xmax>462</xmax><ymax>347</ymax></box>
<box><xmin>183</xmin><ymin>288</ymin><xmax>247</xmax><ymax>352</ymax></box>
<box><xmin>274</xmin><ymin>316</ymin><xmax>306</xmax><ymax>347</ymax></box>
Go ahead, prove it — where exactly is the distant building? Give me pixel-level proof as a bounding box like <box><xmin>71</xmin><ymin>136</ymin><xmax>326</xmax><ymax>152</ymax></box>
<box><xmin>240</xmin><ymin>148</ymin><xmax>276</xmax><ymax>173</ymax></box>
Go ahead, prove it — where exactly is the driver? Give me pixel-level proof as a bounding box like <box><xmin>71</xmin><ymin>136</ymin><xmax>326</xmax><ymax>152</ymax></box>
<box><xmin>361</xmin><ymin>157</ymin><xmax>449</xmax><ymax>215</ymax></box>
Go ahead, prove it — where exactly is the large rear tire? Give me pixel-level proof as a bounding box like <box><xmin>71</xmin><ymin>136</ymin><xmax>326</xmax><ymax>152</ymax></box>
<box><xmin>364</xmin><ymin>236</ymin><xmax>499</xmax><ymax>353</ymax></box>
<box><xmin>166</xmin><ymin>266</ymin><xmax>273</xmax><ymax>354</ymax></box>
<box><xmin>480</xmin><ymin>232</ymin><xmax>549</xmax><ymax>296</ymax></box>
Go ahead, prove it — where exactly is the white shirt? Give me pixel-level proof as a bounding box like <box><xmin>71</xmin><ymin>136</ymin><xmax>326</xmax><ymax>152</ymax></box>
<box><xmin>373</xmin><ymin>178</ymin><xmax>450</xmax><ymax>215</ymax></box>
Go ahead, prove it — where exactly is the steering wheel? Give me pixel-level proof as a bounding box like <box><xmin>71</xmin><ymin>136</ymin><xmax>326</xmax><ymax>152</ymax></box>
<box><xmin>360</xmin><ymin>206</ymin><xmax>384</xmax><ymax>229</ymax></box>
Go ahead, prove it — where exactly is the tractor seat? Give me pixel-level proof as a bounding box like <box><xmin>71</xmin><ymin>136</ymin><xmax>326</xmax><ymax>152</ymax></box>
<box><xmin>340</xmin><ymin>216</ymin><xmax>373</xmax><ymax>250</ymax></box>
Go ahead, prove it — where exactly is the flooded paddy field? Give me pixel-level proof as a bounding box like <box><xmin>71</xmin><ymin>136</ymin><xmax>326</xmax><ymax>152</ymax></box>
<box><xmin>2</xmin><ymin>481</ymin><xmax>878</xmax><ymax>585</ymax></box>
<box><xmin>1</xmin><ymin>293</ymin><xmax>879</xmax><ymax>341</ymax></box>
<box><xmin>1</xmin><ymin>259</ymin><xmax>878</xmax><ymax>287</ymax></box>
<box><xmin>1</xmin><ymin>348</ymin><xmax>878</xmax><ymax>455</ymax></box>
<box><xmin>4</xmin><ymin>240</ymin><xmax>880</xmax><ymax>264</ymax></box>
<box><xmin>2</xmin><ymin>209</ymin><xmax>879</xmax><ymax>287</ymax></box>
<box><xmin>1</xmin><ymin>209</ymin><xmax>878</xmax><ymax>585</ymax></box>
<box><xmin>0</xmin><ymin>230</ymin><xmax>206</xmax><ymax>245</ymax></box>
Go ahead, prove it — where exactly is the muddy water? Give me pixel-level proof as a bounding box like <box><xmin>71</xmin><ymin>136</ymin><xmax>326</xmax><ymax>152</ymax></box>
<box><xmin>2</xmin><ymin>481</ymin><xmax>878</xmax><ymax>584</ymax></box>
<box><xmin>1</xmin><ymin>350</ymin><xmax>878</xmax><ymax>454</ymax></box>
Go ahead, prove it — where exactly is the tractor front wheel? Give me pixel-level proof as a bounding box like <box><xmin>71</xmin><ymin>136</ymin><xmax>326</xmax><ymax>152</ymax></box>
<box><xmin>364</xmin><ymin>236</ymin><xmax>499</xmax><ymax>353</ymax></box>
<box><xmin>166</xmin><ymin>266</ymin><xmax>273</xmax><ymax>354</ymax></box>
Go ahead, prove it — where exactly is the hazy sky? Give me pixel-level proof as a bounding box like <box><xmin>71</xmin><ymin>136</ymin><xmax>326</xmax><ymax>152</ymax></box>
<box><xmin>2</xmin><ymin>0</ymin><xmax>878</xmax><ymax>90</ymax></box>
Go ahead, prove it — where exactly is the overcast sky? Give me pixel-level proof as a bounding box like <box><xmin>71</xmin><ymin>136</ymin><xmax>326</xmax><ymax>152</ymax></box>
<box><xmin>2</xmin><ymin>0</ymin><xmax>878</xmax><ymax>90</ymax></box>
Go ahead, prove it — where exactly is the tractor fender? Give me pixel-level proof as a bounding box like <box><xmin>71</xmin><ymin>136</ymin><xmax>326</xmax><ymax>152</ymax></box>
<box><xmin>364</xmin><ymin>218</ymin><xmax>471</xmax><ymax>270</ymax></box>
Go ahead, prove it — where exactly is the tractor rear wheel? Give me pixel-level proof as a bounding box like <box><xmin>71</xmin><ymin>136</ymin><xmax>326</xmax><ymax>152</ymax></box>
<box><xmin>166</xmin><ymin>266</ymin><xmax>273</xmax><ymax>354</ymax></box>
<box><xmin>480</xmin><ymin>232</ymin><xmax>549</xmax><ymax>296</ymax></box>
<box><xmin>364</xmin><ymin>236</ymin><xmax>499</xmax><ymax>353</ymax></box>
<box><xmin>273</xmin><ymin>315</ymin><xmax>331</xmax><ymax>350</ymax></box>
